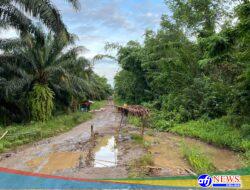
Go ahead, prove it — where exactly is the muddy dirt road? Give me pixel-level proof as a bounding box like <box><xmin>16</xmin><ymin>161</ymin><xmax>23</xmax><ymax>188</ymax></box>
<box><xmin>0</xmin><ymin>102</ymin><xmax>244</xmax><ymax>179</ymax></box>
<box><xmin>0</xmin><ymin>102</ymin><xmax>145</xmax><ymax>179</ymax></box>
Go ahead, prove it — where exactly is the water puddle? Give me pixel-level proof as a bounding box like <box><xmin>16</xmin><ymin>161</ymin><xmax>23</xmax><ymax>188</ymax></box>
<box><xmin>42</xmin><ymin>152</ymin><xmax>82</xmax><ymax>173</ymax></box>
<box><xmin>26</xmin><ymin>135</ymin><xmax>118</xmax><ymax>174</ymax></box>
<box><xmin>145</xmin><ymin>133</ymin><xmax>244</xmax><ymax>174</ymax></box>
<box><xmin>93</xmin><ymin>136</ymin><xmax>118</xmax><ymax>167</ymax></box>
<box><xmin>26</xmin><ymin>152</ymin><xmax>83</xmax><ymax>173</ymax></box>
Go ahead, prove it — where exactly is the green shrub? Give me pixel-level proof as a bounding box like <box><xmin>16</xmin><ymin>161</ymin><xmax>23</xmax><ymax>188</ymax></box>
<box><xmin>128</xmin><ymin>116</ymin><xmax>141</xmax><ymax>127</ymax></box>
<box><xmin>91</xmin><ymin>100</ymin><xmax>107</xmax><ymax>110</ymax></box>
<box><xmin>128</xmin><ymin>153</ymin><xmax>154</xmax><ymax>177</ymax></box>
<box><xmin>131</xmin><ymin>134</ymin><xmax>143</xmax><ymax>144</ymax></box>
<box><xmin>0</xmin><ymin>143</ymin><xmax>4</xmax><ymax>152</ymax></box>
<box><xmin>241</xmin><ymin>124</ymin><xmax>250</xmax><ymax>138</ymax></box>
<box><xmin>154</xmin><ymin>119</ymin><xmax>174</xmax><ymax>131</ymax></box>
<box><xmin>182</xmin><ymin>145</ymin><xmax>216</xmax><ymax>174</ymax></box>
<box><xmin>157</xmin><ymin>78</ymin><xmax>231</xmax><ymax>123</ymax></box>
<box><xmin>3</xmin><ymin>141</ymin><xmax>12</xmax><ymax>148</ymax></box>
<box><xmin>29</xmin><ymin>84</ymin><xmax>54</xmax><ymax>122</ymax></box>
<box><xmin>244</xmin><ymin>151</ymin><xmax>250</xmax><ymax>166</ymax></box>
<box><xmin>226</xmin><ymin>115</ymin><xmax>250</xmax><ymax>128</ymax></box>
<box><xmin>170</xmin><ymin>117</ymin><xmax>250</xmax><ymax>152</ymax></box>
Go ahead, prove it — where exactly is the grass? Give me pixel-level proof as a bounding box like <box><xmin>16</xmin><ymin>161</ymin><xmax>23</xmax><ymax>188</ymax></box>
<box><xmin>215</xmin><ymin>167</ymin><xmax>250</xmax><ymax>176</ymax></box>
<box><xmin>170</xmin><ymin>117</ymin><xmax>250</xmax><ymax>152</ymax></box>
<box><xmin>131</xmin><ymin>133</ymin><xmax>144</xmax><ymax>144</ymax></box>
<box><xmin>128</xmin><ymin>153</ymin><xmax>154</xmax><ymax>178</ymax></box>
<box><xmin>0</xmin><ymin>100</ymin><xmax>106</xmax><ymax>153</ymax></box>
<box><xmin>128</xmin><ymin>116</ymin><xmax>142</xmax><ymax>127</ymax></box>
<box><xmin>91</xmin><ymin>100</ymin><xmax>107</xmax><ymax>110</ymax></box>
<box><xmin>113</xmin><ymin>97</ymin><xmax>126</xmax><ymax>106</ymax></box>
<box><xmin>131</xmin><ymin>133</ymin><xmax>151</xmax><ymax>148</ymax></box>
<box><xmin>182</xmin><ymin>144</ymin><xmax>216</xmax><ymax>174</ymax></box>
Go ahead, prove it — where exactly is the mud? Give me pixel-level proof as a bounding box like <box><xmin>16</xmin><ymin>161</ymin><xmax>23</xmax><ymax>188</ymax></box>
<box><xmin>145</xmin><ymin>131</ymin><xmax>244</xmax><ymax>176</ymax></box>
<box><xmin>0</xmin><ymin>102</ymin><xmax>245</xmax><ymax>179</ymax></box>
<box><xmin>0</xmin><ymin>103</ymin><xmax>145</xmax><ymax>179</ymax></box>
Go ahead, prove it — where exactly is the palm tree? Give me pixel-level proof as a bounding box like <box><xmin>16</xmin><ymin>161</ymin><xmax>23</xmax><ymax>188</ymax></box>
<box><xmin>0</xmin><ymin>30</ymin><xmax>90</xmax><ymax>121</ymax></box>
<box><xmin>0</xmin><ymin>0</ymin><xmax>80</xmax><ymax>38</ymax></box>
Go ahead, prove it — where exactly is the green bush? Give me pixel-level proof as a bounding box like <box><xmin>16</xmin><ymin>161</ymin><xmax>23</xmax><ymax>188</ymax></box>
<box><xmin>182</xmin><ymin>145</ymin><xmax>216</xmax><ymax>174</ymax></box>
<box><xmin>149</xmin><ymin>78</ymin><xmax>231</xmax><ymax>124</ymax></box>
<box><xmin>128</xmin><ymin>153</ymin><xmax>154</xmax><ymax>177</ymax></box>
<box><xmin>131</xmin><ymin>134</ymin><xmax>143</xmax><ymax>144</ymax></box>
<box><xmin>170</xmin><ymin>117</ymin><xmax>250</xmax><ymax>152</ymax></box>
<box><xmin>241</xmin><ymin>124</ymin><xmax>250</xmax><ymax>138</ymax></box>
<box><xmin>128</xmin><ymin>116</ymin><xmax>141</xmax><ymax>127</ymax></box>
<box><xmin>29</xmin><ymin>84</ymin><xmax>54</xmax><ymax>122</ymax></box>
<box><xmin>0</xmin><ymin>142</ymin><xmax>4</xmax><ymax>152</ymax></box>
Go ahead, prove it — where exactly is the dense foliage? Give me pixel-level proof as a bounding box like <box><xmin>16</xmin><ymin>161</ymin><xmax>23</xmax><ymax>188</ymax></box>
<box><xmin>114</xmin><ymin>0</ymin><xmax>250</xmax><ymax>151</ymax></box>
<box><xmin>0</xmin><ymin>0</ymin><xmax>111</xmax><ymax>124</ymax></box>
<box><xmin>29</xmin><ymin>84</ymin><xmax>54</xmax><ymax>121</ymax></box>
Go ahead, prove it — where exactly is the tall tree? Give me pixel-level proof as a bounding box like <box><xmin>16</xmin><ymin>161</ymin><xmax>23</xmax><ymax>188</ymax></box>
<box><xmin>166</xmin><ymin>0</ymin><xmax>233</xmax><ymax>37</ymax></box>
<box><xmin>0</xmin><ymin>31</ymin><xmax>88</xmax><ymax>121</ymax></box>
<box><xmin>0</xmin><ymin>0</ymin><xmax>80</xmax><ymax>38</ymax></box>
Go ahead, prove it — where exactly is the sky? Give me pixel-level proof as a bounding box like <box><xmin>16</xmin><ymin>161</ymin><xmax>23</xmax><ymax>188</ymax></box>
<box><xmin>0</xmin><ymin>0</ymin><xmax>170</xmax><ymax>86</ymax></box>
<box><xmin>53</xmin><ymin>0</ymin><xmax>170</xmax><ymax>86</ymax></box>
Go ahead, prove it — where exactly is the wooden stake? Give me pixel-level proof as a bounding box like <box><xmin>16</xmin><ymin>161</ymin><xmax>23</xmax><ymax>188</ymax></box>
<box><xmin>119</xmin><ymin>113</ymin><xmax>124</xmax><ymax>129</ymax></box>
<box><xmin>91</xmin><ymin>125</ymin><xmax>94</xmax><ymax>138</ymax></box>
<box><xmin>141</xmin><ymin>117</ymin><xmax>146</xmax><ymax>137</ymax></box>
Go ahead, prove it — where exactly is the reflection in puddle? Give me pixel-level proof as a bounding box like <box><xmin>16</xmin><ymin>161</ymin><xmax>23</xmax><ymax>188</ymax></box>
<box><xmin>94</xmin><ymin>136</ymin><xmax>118</xmax><ymax>168</ymax></box>
<box><xmin>26</xmin><ymin>136</ymin><xmax>118</xmax><ymax>174</ymax></box>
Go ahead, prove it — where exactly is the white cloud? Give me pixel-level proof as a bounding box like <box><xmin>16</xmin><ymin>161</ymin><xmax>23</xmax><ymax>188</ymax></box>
<box><xmin>0</xmin><ymin>28</ymin><xmax>19</xmax><ymax>39</ymax></box>
<box><xmin>93</xmin><ymin>60</ymin><xmax>121</xmax><ymax>87</ymax></box>
<box><xmin>1</xmin><ymin>0</ymin><xmax>169</xmax><ymax>86</ymax></box>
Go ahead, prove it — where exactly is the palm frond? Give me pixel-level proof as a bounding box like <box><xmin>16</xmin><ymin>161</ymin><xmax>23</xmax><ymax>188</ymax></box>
<box><xmin>12</xmin><ymin>0</ymin><xmax>69</xmax><ymax>37</ymax></box>
<box><xmin>45</xmin><ymin>65</ymin><xmax>68</xmax><ymax>79</ymax></box>
<box><xmin>92</xmin><ymin>54</ymin><xmax>117</xmax><ymax>62</ymax></box>
<box><xmin>3</xmin><ymin>77</ymin><xmax>31</xmax><ymax>98</ymax></box>
<box><xmin>0</xmin><ymin>4</ymin><xmax>44</xmax><ymax>38</ymax></box>
<box><xmin>0</xmin><ymin>38</ymin><xmax>23</xmax><ymax>50</ymax></box>
<box><xmin>65</xmin><ymin>0</ymin><xmax>81</xmax><ymax>10</ymax></box>
<box><xmin>56</xmin><ymin>46</ymin><xmax>85</xmax><ymax>64</ymax></box>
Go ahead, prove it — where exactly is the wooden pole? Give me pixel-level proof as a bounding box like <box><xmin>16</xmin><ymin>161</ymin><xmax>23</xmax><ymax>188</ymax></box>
<box><xmin>141</xmin><ymin>117</ymin><xmax>145</xmax><ymax>137</ymax></box>
<box><xmin>91</xmin><ymin>125</ymin><xmax>94</xmax><ymax>138</ymax></box>
<box><xmin>119</xmin><ymin>112</ymin><xmax>124</xmax><ymax>129</ymax></box>
<box><xmin>140</xmin><ymin>117</ymin><xmax>147</xmax><ymax>137</ymax></box>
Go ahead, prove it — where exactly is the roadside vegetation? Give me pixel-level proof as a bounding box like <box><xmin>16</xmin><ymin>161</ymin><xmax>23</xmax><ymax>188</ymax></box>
<box><xmin>91</xmin><ymin>100</ymin><xmax>107</xmax><ymax>111</ymax></box>
<box><xmin>111</xmin><ymin>0</ymin><xmax>250</xmax><ymax>164</ymax></box>
<box><xmin>131</xmin><ymin>133</ymin><xmax>151</xmax><ymax>149</ymax></box>
<box><xmin>182</xmin><ymin>144</ymin><xmax>216</xmax><ymax>174</ymax></box>
<box><xmin>0</xmin><ymin>101</ymin><xmax>106</xmax><ymax>153</ymax></box>
<box><xmin>171</xmin><ymin>117</ymin><xmax>250</xmax><ymax>152</ymax></box>
<box><xmin>127</xmin><ymin>153</ymin><xmax>154</xmax><ymax>178</ymax></box>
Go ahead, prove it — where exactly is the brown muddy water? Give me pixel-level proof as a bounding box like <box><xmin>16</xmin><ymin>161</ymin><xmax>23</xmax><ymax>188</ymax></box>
<box><xmin>25</xmin><ymin>135</ymin><xmax>118</xmax><ymax>173</ymax></box>
<box><xmin>0</xmin><ymin>102</ymin><xmax>245</xmax><ymax>179</ymax></box>
<box><xmin>144</xmin><ymin>133</ymin><xmax>244</xmax><ymax>176</ymax></box>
